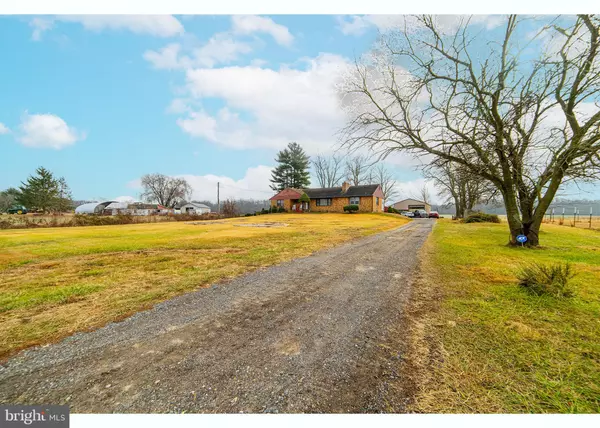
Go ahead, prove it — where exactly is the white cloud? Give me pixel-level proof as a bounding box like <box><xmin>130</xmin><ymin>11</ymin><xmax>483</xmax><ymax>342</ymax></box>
<box><xmin>193</xmin><ymin>33</ymin><xmax>253</xmax><ymax>68</ymax></box>
<box><xmin>30</xmin><ymin>15</ymin><xmax>184</xmax><ymax>40</ymax></box>
<box><xmin>143</xmin><ymin>16</ymin><xmax>290</xmax><ymax>71</ymax></box>
<box><xmin>144</xmin><ymin>34</ymin><xmax>253</xmax><ymax>70</ymax></box>
<box><xmin>18</xmin><ymin>113</ymin><xmax>84</xmax><ymax>150</ymax></box>
<box><xmin>143</xmin><ymin>43</ymin><xmax>190</xmax><ymax>70</ymax></box>
<box><xmin>336</xmin><ymin>15</ymin><xmax>506</xmax><ymax>36</ymax></box>
<box><xmin>177</xmin><ymin>110</ymin><xmax>218</xmax><ymax>141</ymax></box>
<box><xmin>0</xmin><ymin>123</ymin><xmax>10</xmax><ymax>134</ymax></box>
<box><xmin>29</xmin><ymin>17</ymin><xmax>54</xmax><ymax>41</ymax></box>
<box><xmin>127</xmin><ymin>166</ymin><xmax>274</xmax><ymax>202</ymax></box>
<box><xmin>177</xmin><ymin>53</ymin><xmax>350</xmax><ymax>152</ymax></box>
<box><xmin>335</xmin><ymin>15</ymin><xmax>371</xmax><ymax>36</ymax></box>
<box><xmin>231</xmin><ymin>15</ymin><xmax>294</xmax><ymax>46</ymax></box>
<box><xmin>166</xmin><ymin>98</ymin><xmax>192</xmax><ymax>114</ymax></box>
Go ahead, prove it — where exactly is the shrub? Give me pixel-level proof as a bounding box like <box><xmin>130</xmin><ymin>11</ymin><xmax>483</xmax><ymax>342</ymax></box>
<box><xmin>343</xmin><ymin>204</ymin><xmax>359</xmax><ymax>213</ymax></box>
<box><xmin>299</xmin><ymin>192</ymin><xmax>310</xmax><ymax>203</ymax></box>
<box><xmin>464</xmin><ymin>212</ymin><xmax>501</xmax><ymax>223</ymax></box>
<box><xmin>278</xmin><ymin>207</ymin><xmax>286</xmax><ymax>213</ymax></box>
<box><xmin>517</xmin><ymin>262</ymin><xmax>576</xmax><ymax>298</ymax></box>
<box><xmin>261</xmin><ymin>208</ymin><xmax>269</xmax><ymax>214</ymax></box>
<box><xmin>387</xmin><ymin>207</ymin><xmax>397</xmax><ymax>214</ymax></box>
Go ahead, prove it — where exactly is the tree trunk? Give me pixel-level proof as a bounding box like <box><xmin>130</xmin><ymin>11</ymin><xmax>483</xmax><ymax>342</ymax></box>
<box><xmin>505</xmin><ymin>198</ymin><xmax>541</xmax><ymax>246</ymax></box>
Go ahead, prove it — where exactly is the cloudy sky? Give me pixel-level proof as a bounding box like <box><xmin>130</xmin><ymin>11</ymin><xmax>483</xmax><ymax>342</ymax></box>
<box><xmin>1</xmin><ymin>14</ymin><xmax>598</xmax><ymax>203</ymax></box>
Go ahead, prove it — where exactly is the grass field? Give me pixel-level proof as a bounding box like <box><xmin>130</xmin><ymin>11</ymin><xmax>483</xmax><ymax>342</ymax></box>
<box><xmin>411</xmin><ymin>220</ymin><xmax>600</xmax><ymax>413</ymax></box>
<box><xmin>543</xmin><ymin>216</ymin><xmax>600</xmax><ymax>231</ymax></box>
<box><xmin>0</xmin><ymin>213</ymin><xmax>408</xmax><ymax>360</ymax></box>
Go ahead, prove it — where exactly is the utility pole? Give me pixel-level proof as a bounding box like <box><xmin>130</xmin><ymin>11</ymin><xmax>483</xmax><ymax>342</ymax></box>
<box><xmin>217</xmin><ymin>182</ymin><xmax>220</xmax><ymax>214</ymax></box>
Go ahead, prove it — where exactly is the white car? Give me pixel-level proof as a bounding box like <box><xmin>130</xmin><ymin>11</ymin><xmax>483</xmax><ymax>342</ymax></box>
<box><xmin>403</xmin><ymin>211</ymin><xmax>414</xmax><ymax>217</ymax></box>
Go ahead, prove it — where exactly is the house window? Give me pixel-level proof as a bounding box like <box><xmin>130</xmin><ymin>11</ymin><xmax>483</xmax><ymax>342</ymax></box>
<box><xmin>316</xmin><ymin>198</ymin><xmax>332</xmax><ymax>206</ymax></box>
<box><xmin>349</xmin><ymin>196</ymin><xmax>360</xmax><ymax>205</ymax></box>
<box><xmin>376</xmin><ymin>197</ymin><xmax>380</xmax><ymax>207</ymax></box>
<box><xmin>276</xmin><ymin>200</ymin><xmax>284</xmax><ymax>207</ymax></box>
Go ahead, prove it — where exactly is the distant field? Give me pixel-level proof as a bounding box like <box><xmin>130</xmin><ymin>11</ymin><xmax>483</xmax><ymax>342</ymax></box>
<box><xmin>411</xmin><ymin>220</ymin><xmax>600</xmax><ymax>413</ymax></box>
<box><xmin>543</xmin><ymin>216</ymin><xmax>600</xmax><ymax>231</ymax></box>
<box><xmin>0</xmin><ymin>213</ymin><xmax>408</xmax><ymax>360</ymax></box>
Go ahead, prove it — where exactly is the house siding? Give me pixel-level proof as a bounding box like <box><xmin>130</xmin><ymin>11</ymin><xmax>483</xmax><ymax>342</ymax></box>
<box><xmin>270</xmin><ymin>199</ymin><xmax>293</xmax><ymax>211</ymax></box>
<box><xmin>269</xmin><ymin>185</ymin><xmax>385</xmax><ymax>213</ymax></box>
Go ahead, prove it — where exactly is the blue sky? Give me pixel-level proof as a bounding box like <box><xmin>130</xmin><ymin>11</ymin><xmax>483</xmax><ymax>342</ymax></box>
<box><xmin>1</xmin><ymin>15</ymin><xmax>598</xmax><ymax>203</ymax></box>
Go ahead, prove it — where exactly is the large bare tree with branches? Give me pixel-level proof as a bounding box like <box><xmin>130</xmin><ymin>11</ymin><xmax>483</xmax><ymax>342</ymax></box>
<box><xmin>368</xmin><ymin>163</ymin><xmax>399</xmax><ymax>202</ymax></box>
<box><xmin>312</xmin><ymin>155</ymin><xmax>345</xmax><ymax>187</ymax></box>
<box><xmin>140</xmin><ymin>173</ymin><xmax>192</xmax><ymax>208</ymax></box>
<box><xmin>344</xmin><ymin>155</ymin><xmax>373</xmax><ymax>186</ymax></box>
<box><xmin>341</xmin><ymin>15</ymin><xmax>600</xmax><ymax>246</ymax></box>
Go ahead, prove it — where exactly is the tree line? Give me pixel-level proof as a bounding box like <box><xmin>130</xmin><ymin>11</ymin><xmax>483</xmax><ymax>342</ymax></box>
<box><xmin>269</xmin><ymin>142</ymin><xmax>399</xmax><ymax>202</ymax></box>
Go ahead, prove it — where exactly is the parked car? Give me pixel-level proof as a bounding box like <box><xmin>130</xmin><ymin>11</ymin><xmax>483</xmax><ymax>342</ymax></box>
<box><xmin>403</xmin><ymin>211</ymin><xmax>414</xmax><ymax>218</ymax></box>
<box><xmin>412</xmin><ymin>209</ymin><xmax>428</xmax><ymax>218</ymax></box>
<box><xmin>429</xmin><ymin>211</ymin><xmax>440</xmax><ymax>219</ymax></box>
<box><xmin>7</xmin><ymin>205</ymin><xmax>28</xmax><ymax>215</ymax></box>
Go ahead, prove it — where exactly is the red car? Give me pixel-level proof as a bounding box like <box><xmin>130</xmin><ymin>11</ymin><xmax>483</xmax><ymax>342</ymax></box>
<box><xmin>428</xmin><ymin>211</ymin><xmax>439</xmax><ymax>219</ymax></box>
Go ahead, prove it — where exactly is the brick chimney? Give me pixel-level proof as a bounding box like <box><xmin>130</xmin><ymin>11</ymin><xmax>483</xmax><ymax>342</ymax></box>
<box><xmin>341</xmin><ymin>181</ymin><xmax>351</xmax><ymax>193</ymax></box>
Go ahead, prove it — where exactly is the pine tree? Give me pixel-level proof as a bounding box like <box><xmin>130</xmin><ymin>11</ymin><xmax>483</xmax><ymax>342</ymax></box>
<box><xmin>16</xmin><ymin>167</ymin><xmax>72</xmax><ymax>213</ymax></box>
<box><xmin>270</xmin><ymin>142</ymin><xmax>311</xmax><ymax>191</ymax></box>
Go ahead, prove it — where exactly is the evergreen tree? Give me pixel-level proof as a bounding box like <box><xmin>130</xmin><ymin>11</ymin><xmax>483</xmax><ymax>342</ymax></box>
<box><xmin>16</xmin><ymin>167</ymin><xmax>73</xmax><ymax>213</ymax></box>
<box><xmin>270</xmin><ymin>142</ymin><xmax>311</xmax><ymax>191</ymax></box>
<box><xmin>0</xmin><ymin>188</ymin><xmax>20</xmax><ymax>212</ymax></box>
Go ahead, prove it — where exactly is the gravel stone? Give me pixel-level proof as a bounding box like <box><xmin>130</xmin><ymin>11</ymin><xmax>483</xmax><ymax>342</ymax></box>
<box><xmin>0</xmin><ymin>219</ymin><xmax>434</xmax><ymax>413</ymax></box>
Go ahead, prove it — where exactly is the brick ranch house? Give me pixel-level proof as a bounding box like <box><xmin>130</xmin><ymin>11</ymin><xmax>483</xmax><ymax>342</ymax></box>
<box><xmin>270</xmin><ymin>182</ymin><xmax>385</xmax><ymax>213</ymax></box>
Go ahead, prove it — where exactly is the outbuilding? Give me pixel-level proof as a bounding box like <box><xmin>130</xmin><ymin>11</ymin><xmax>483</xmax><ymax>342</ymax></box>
<box><xmin>390</xmin><ymin>198</ymin><xmax>431</xmax><ymax>213</ymax></box>
<box><xmin>178</xmin><ymin>202</ymin><xmax>211</xmax><ymax>215</ymax></box>
<box><xmin>74</xmin><ymin>201</ymin><xmax>116</xmax><ymax>215</ymax></box>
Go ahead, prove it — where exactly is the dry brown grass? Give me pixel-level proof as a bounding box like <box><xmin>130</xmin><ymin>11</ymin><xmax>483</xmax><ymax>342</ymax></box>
<box><xmin>0</xmin><ymin>213</ymin><xmax>408</xmax><ymax>360</ymax></box>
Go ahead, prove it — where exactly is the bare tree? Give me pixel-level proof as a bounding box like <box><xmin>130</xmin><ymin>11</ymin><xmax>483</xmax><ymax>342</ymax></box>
<box><xmin>341</xmin><ymin>15</ymin><xmax>600</xmax><ymax>246</ymax></box>
<box><xmin>312</xmin><ymin>155</ymin><xmax>345</xmax><ymax>188</ymax></box>
<box><xmin>423</xmin><ymin>161</ymin><xmax>497</xmax><ymax>218</ymax></box>
<box><xmin>140</xmin><ymin>173</ymin><xmax>191</xmax><ymax>208</ymax></box>
<box><xmin>418</xmin><ymin>185</ymin><xmax>431</xmax><ymax>206</ymax></box>
<box><xmin>344</xmin><ymin>155</ymin><xmax>373</xmax><ymax>186</ymax></box>
<box><xmin>221</xmin><ymin>199</ymin><xmax>239</xmax><ymax>217</ymax></box>
<box><xmin>367</xmin><ymin>164</ymin><xmax>398</xmax><ymax>202</ymax></box>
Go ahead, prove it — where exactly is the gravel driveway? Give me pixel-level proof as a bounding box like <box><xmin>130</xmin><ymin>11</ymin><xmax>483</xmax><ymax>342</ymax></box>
<box><xmin>0</xmin><ymin>219</ymin><xmax>434</xmax><ymax>413</ymax></box>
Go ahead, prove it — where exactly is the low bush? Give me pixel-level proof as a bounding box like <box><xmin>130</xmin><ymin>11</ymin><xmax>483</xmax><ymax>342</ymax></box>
<box><xmin>387</xmin><ymin>207</ymin><xmax>397</xmax><ymax>214</ymax></box>
<box><xmin>261</xmin><ymin>208</ymin><xmax>269</xmax><ymax>214</ymax></box>
<box><xmin>517</xmin><ymin>262</ymin><xmax>576</xmax><ymax>298</ymax></box>
<box><xmin>464</xmin><ymin>212</ymin><xmax>501</xmax><ymax>223</ymax></box>
<box><xmin>278</xmin><ymin>207</ymin><xmax>286</xmax><ymax>213</ymax></box>
<box><xmin>343</xmin><ymin>204</ymin><xmax>359</xmax><ymax>213</ymax></box>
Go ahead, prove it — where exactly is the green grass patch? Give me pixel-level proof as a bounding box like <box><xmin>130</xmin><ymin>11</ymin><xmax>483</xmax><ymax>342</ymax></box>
<box><xmin>415</xmin><ymin>220</ymin><xmax>600</xmax><ymax>413</ymax></box>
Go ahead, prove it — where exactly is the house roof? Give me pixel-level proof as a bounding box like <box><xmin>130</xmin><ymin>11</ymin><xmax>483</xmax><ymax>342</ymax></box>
<box><xmin>181</xmin><ymin>202</ymin><xmax>210</xmax><ymax>209</ymax></box>
<box><xmin>74</xmin><ymin>201</ymin><xmax>116</xmax><ymax>214</ymax></box>
<box><xmin>392</xmin><ymin>198</ymin><xmax>431</xmax><ymax>206</ymax></box>
<box><xmin>271</xmin><ymin>184</ymin><xmax>384</xmax><ymax>200</ymax></box>
<box><xmin>304</xmin><ymin>184</ymin><xmax>382</xmax><ymax>199</ymax></box>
